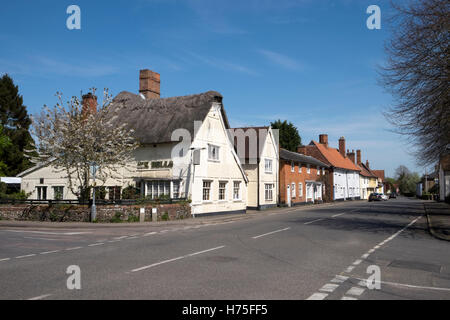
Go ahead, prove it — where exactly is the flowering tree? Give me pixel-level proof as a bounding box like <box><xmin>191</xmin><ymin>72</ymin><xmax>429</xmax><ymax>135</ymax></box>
<box><xmin>31</xmin><ymin>88</ymin><xmax>139</xmax><ymax>200</ymax></box>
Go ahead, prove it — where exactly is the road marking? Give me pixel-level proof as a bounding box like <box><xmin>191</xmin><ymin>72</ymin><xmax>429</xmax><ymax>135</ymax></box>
<box><xmin>65</xmin><ymin>247</ymin><xmax>82</xmax><ymax>251</ymax></box>
<box><xmin>108</xmin><ymin>240</ymin><xmax>121</xmax><ymax>243</ymax></box>
<box><xmin>252</xmin><ymin>227</ymin><xmax>290</xmax><ymax>239</ymax></box>
<box><xmin>304</xmin><ymin>218</ymin><xmax>324</xmax><ymax>225</ymax></box>
<box><xmin>346</xmin><ymin>286</ymin><xmax>365</xmax><ymax>296</ymax></box>
<box><xmin>319</xmin><ymin>283</ymin><xmax>339</xmax><ymax>293</ymax></box>
<box><xmin>4</xmin><ymin>230</ymin><xmax>91</xmax><ymax>235</ymax></box>
<box><xmin>16</xmin><ymin>254</ymin><xmax>36</xmax><ymax>259</ymax></box>
<box><xmin>131</xmin><ymin>245</ymin><xmax>225</xmax><ymax>273</ymax></box>
<box><xmin>143</xmin><ymin>232</ymin><xmax>157</xmax><ymax>236</ymax></box>
<box><xmin>306</xmin><ymin>292</ymin><xmax>328</xmax><ymax>300</ymax></box>
<box><xmin>0</xmin><ymin>258</ymin><xmax>11</xmax><ymax>262</ymax></box>
<box><xmin>331</xmin><ymin>275</ymin><xmax>348</xmax><ymax>283</ymax></box>
<box><xmin>332</xmin><ymin>213</ymin><xmax>345</xmax><ymax>218</ymax></box>
<box><xmin>88</xmin><ymin>243</ymin><xmax>104</xmax><ymax>247</ymax></box>
<box><xmin>361</xmin><ymin>253</ymin><xmax>369</xmax><ymax>259</ymax></box>
<box><xmin>114</xmin><ymin>236</ymin><xmax>128</xmax><ymax>240</ymax></box>
<box><xmin>345</xmin><ymin>266</ymin><xmax>355</xmax><ymax>273</ymax></box>
<box><xmin>341</xmin><ymin>296</ymin><xmax>358</xmax><ymax>300</ymax></box>
<box><xmin>126</xmin><ymin>236</ymin><xmax>138</xmax><ymax>240</ymax></box>
<box><xmin>353</xmin><ymin>259</ymin><xmax>362</xmax><ymax>265</ymax></box>
<box><xmin>40</xmin><ymin>250</ymin><xmax>60</xmax><ymax>255</ymax></box>
<box><xmin>368</xmin><ymin>249</ymin><xmax>375</xmax><ymax>253</ymax></box>
<box><xmin>351</xmin><ymin>276</ymin><xmax>450</xmax><ymax>292</ymax></box>
<box><xmin>28</xmin><ymin>294</ymin><xmax>52</xmax><ymax>300</ymax></box>
<box><xmin>24</xmin><ymin>237</ymin><xmax>60</xmax><ymax>241</ymax></box>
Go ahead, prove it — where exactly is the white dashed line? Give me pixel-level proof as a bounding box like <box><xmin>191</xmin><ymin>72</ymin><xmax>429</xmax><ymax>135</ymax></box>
<box><xmin>126</xmin><ymin>236</ymin><xmax>138</xmax><ymax>240</ymax></box>
<box><xmin>28</xmin><ymin>294</ymin><xmax>52</xmax><ymax>300</ymax></box>
<box><xmin>319</xmin><ymin>283</ymin><xmax>339</xmax><ymax>293</ymax></box>
<box><xmin>332</xmin><ymin>213</ymin><xmax>345</xmax><ymax>218</ymax></box>
<box><xmin>143</xmin><ymin>232</ymin><xmax>157</xmax><ymax>236</ymax></box>
<box><xmin>341</xmin><ymin>296</ymin><xmax>358</xmax><ymax>300</ymax></box>
<box><xmin>353</xmin><ymin>259</ymin><xmax>362</xmax><ymax>266</ymax></box>
<box><xmin>65</xmin><ymin>247</ymin><xmax>82</xmax><ymax>251</ymax></box>
<box><xmin>252</xmin><ymin>227</ymin><xmax>290</xmax><ymax>239</ymax></box>
<box><xmin>346</xmin><ymin>286</ymin><xmax>365</xmax><ymax>296</ymax></box>
<box><xmin>345</xmin><ymin>266</ymin><xmax>355</xmax><ymax>273</ymax></box>
<box><xmin>88</xmin><ymin>243</ymin><xmax>104</xmax><ymax>247</ymax></box>
<box><xmin>16</xmin><ymin>254</ymin><xmax>36</xmax><ymax>259</ymax></box>
<box><xmin>304</xmin><ymin>218</ymin><xmax>324</xmax><ymax>225</ymax></box>
<box><xmin>361</xmin><ymin>253</ymin><xmax>369</xmax><ymax>259</ymax></box>
<box><xmin>131</xmin><ymin>245</ymin><xmax>225</xmax><ymax>273</ymax></box>
<box><xmin>40</xmin><ymin>250</ymin><xmax>60</xmax><ymax>255</ymax></box>
<box><xmin>331</xmin><ymin>275</ymin><xmax>348</xmax><ymax>283</ymax></box>
<box><xmin>306</xmin><ymin>292</ymin><xmax>328</xmax><ymax>300</ymax></box>
<box><xmin>0</xmin><ymin>258</ymin><xmax>11</xmax><ymax>262</ymax></box>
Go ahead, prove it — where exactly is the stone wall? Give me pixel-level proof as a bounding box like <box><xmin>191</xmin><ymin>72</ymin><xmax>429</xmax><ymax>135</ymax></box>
<box><xmin>0</xmin><ymin>202</ymin><xmax>191</xmax><ymax>222</ymax></box>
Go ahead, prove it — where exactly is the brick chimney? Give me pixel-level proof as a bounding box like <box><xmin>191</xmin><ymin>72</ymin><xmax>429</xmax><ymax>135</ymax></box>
<box><xmin>339</xmin><ymin>137</ymin><xmax>346</xmax><ymax>158</ymax></box>
<box><xmin>347</xmin><ymin>149</ymin><xmax>356</xmax><ymax>164</ymax></box>
<box><xmin>319</xmin><ymin>134</ymin><xmax>328</xmax><ymax>147</ymax></box>
<box><xmin>81</xmin><ymin>93</ymin><xmax>97</xmax><ymax>117</ymax></box>
<box><xmin>366</xmin><ymin>160</ymin><xmax>370</xmax><ymax>168</ymax></box>
<box><xmin>139</xmin><ymin>69</ymin><xmax>160</xmax><ymax>99</ymax></box>
<box><xmin>297</xmin><ymin>145</ymin><xmax>306</xmax><ymax>155</ymax></box>
<box><xmin>357</xmin><ymin>150</ymin><xmax>361</xmax><ymax>164</ymax></box>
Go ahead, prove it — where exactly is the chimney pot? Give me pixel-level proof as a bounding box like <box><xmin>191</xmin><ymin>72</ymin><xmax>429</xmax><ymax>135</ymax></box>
<box><xmin>319</xmin><ymin>134</ymin><xmax>328</xmax><ymax>147</ymax></box>
<box><xmin>139</xmin><ymin>69</ymin><xmax>160</xmax><ymax>99</ymax></box>
<box><xmin>82</xmin><ymin>93</ymin><xmax>97</xmax><ymax>117</ymax></box>
<box><xmin>339</xmin><ymin>136</ymin><xmax>346</xmax><ymax>158</ymax></box>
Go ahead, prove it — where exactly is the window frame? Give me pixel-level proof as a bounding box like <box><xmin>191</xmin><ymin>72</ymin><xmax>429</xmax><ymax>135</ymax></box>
<box><xmin>208</xmin><ymin>144</ymin><xmax>220</xmax><ymax>162</ymax></box>
<box><xmin>202</xmin><ymin>180</ymin><xmax>212</xmax><ymax>202</ymax></box>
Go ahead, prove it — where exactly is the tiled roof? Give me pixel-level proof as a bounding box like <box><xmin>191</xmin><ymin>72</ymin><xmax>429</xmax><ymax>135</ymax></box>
<box><xmin>372</xmin><ymin>170</ymin><xmax>385</xmax><ymax>181</ymax></box>
<box><xmin>310</xmin><ymin>141</ymin><xmax>360</xmax><ymax>171</ymax></box>
<box><xmin>280</xmin><ymin>148</ymin><xmax>329</xmax><ymax>168</ymax></box>
<box><xmin>358</xmin><ymin>162</ymin><xmax>377</xmax><ymax>178</ymax></box>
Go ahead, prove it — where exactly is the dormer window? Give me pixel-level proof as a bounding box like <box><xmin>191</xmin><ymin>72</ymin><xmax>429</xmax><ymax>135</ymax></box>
<box><xmin>208</xmin><ymin>144</ymin><xmax>220</xmax><ymax>161</ymax></box>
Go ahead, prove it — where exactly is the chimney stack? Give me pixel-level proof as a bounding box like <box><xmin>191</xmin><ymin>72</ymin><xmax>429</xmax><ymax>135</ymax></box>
<box><xmin>339</xmin><ymin>137</ymin><xmax>346</xmax><ymax>158</ymax></box>
<box><xmin>357</xmin><ymin>150</ymin><xmax>361</xmax><ymax>164</ymax></box>
<box><xmin>347</xmin><ymin>149</ymin><xmax>356</xmax><ymax>164</ymax></box>
<box><xmin>81</xmin><ymin>93</ymin><xmax>97</xmax><ymax>117</ymax></box>
<box><xmin>366</xmin><ymin>160</ymin><xmax>370</xmax><ymax>168</ymax></box>
<box><xmin>139</xmin><ymin>69</ymin><xmax>160</xmax><ymax>99</ymax></box>
<box><xmin>319</xmin><ymin>134</ymin><xmax>328</xmax><ymax>147</ymax></box>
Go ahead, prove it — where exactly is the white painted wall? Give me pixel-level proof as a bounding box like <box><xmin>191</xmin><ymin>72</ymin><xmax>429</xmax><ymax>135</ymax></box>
<box><xmin>333</xmin><ymin>169</ymin><xmax>361</xmax><ymax>200</ymax></box>
<box><xmin>19</xmin><ymin>103</ymin><xmax>248</xmax><ymax>216</ymax></box>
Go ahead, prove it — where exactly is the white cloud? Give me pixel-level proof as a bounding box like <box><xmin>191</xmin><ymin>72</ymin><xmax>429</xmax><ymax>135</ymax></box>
<box><xmin>258</xmin><ymin>49</ymin><xmax>305</xmax><ymax>71</ymax></box>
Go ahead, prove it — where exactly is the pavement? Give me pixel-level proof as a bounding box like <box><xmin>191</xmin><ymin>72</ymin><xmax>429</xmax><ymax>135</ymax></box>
<box><xmin>0</xmin><ymin>197</ymin><xmax>449</xmax><ymax>300</ymax></box>
<box><xmin>423</xmin><ymin>201</ymin><xmax>450</xmax><ymax>241</ymax></box>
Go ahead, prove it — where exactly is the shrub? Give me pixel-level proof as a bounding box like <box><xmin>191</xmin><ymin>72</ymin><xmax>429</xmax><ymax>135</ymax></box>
<box><xmin>110</xmin><ymin>211</ymin><xmax>123</xmax><ymax>223</ymax></box>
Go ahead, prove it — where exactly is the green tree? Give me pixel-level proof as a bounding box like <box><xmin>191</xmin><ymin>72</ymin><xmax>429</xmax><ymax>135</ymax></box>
<box><xmin>395</xmin><ymin>165</ymin><xmax>420</xmax><ymax>195</ymax></box>
<box><xmin>270</xmin><ymin>119</ymin><xmax>301</xmax><ymax>152</ymax></box>
<box><xmin>0</xmin><ymin>124</ymin><xmax>11</xmax><ymax>176</ymax></box>
<box><xmin>0</xmin><ymin>74</ymin><xmax>36</xmax><ymax>176</ymax></box>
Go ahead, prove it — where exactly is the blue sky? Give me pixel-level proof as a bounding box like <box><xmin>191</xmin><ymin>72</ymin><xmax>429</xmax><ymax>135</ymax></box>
<box><xmin>0</xmin><ymin>0</ymin><xmax>425</xmax><ymax>177</ymax></box>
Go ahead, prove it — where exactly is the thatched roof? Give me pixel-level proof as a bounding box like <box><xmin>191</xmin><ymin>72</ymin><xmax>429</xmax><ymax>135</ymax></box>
<box><xmin>110</xmin><ymin>90</ymin><xmax>227</xmax><ymax>144</ymax></box>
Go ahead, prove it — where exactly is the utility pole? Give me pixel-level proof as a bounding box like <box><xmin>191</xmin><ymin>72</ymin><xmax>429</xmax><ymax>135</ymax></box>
<box><xmin>90</xmin><ymin>162</ymin><xmax>98</xmax><ymax>222</ymax></box>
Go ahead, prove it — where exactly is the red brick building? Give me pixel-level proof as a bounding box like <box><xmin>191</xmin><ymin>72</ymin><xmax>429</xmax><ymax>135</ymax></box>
<box><xmin>279</xmin><ymin>148</ymin><xmax>329</xmax><ymax>206</ymax></box>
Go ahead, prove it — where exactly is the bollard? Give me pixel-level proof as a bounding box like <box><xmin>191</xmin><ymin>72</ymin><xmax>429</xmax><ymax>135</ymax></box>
<box><xmin>139</xmin><ymin>207</ymin><xmax>145</xmax><ymax>223</ymax></box>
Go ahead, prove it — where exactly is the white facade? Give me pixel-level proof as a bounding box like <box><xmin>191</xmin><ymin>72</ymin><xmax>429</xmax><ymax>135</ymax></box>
<box><xmin>439</xmin><ymin>162</ymin><xmax>450</xmax><ymax>201</ymax></box>
<box><xmin>333</xmin><ymin>169</ymin><xmax>361</xmax><ymax>200</ymax></box>
<box><xmin>19</xmin><ymin>103</ymin><xmax>248</xmax><ymax>216</ymax></box>
<box><xmin>234</xmin><ymin>127</ymin><xmax>279</xmax><ymax>209</ymax></box>
<box><xmin>359</xmin><ymin>175</ymin><xmax>370</xmax><ymax>200</ymax></box>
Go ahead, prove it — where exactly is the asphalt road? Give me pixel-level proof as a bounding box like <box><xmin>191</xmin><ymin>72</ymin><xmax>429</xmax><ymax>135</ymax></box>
<box><xmin>0</xmin><ymin>197</ymin><xmax>449</xmax><ymax>300</ymax></box>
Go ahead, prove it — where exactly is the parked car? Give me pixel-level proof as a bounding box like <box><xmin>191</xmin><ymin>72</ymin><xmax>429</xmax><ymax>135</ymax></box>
<box><xmin>389</xmin><ymin>192</ymin><xmax>397</xmax><ymax>199</ymax></box>
<box><xmin>380</xmin><ymin>193</ymin><xmax>388</xmax><ymax>201</ymax></box>
<box><xmin>368</xmin><ymin>193</ymin><xmax>382</xmax><ymax>202</ymax></box>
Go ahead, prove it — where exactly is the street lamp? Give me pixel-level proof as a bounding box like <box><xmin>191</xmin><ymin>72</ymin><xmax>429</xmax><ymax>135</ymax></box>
<box><xmin>90</xmin><ymin>162</ymin><xmax>99</xmax><ymax>222</ymax></box>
